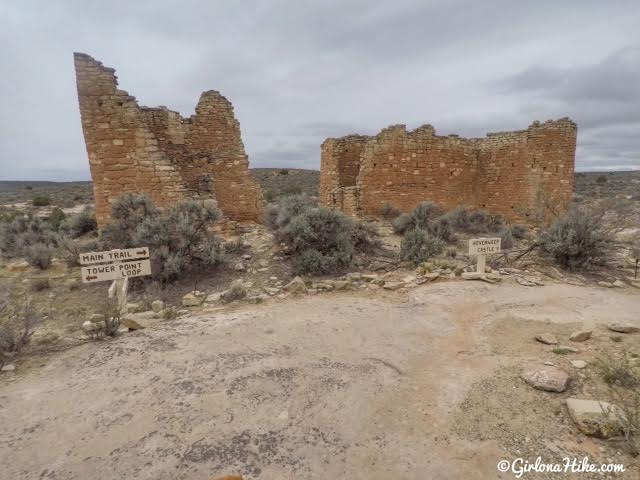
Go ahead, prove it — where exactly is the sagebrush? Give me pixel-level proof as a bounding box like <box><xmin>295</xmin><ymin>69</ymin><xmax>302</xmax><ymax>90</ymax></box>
<box><xmin>267</xmin><ymin>195</ymin><xmax>379</xmax><ymax>274</ymax></box>
<box><xmin>101</xmin><ymin>194</ymin><xmax>224</xmax><ymax>282</ymax></box>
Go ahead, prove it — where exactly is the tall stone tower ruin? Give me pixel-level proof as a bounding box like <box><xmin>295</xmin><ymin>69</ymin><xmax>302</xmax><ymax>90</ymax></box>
<box><xmin>73</xmin><ymin>53</ymin><xmax>264</xmax><ymax>228</ymax></box>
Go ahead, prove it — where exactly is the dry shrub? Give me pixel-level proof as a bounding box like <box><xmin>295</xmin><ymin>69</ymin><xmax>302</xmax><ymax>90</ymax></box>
<box><xmin>539</xmin><ymin>207</ymin><xmax>615</xmax><ymax>270</ymax></box>
<box><xmin>267</xmin><ymin>195</ymin><xmax>377</xmax><ymax>275</ymax></box>
<box><xmin>400</xmin><ymin>229</ymin><xmax>444</xmax><ymax>265</ymax></box>
<box><xmin>595</xmin><ymin>353</ymin><xmax>640</xmax><ymax>456</ymax></box>
<box><xmin>101</xmin><ymin>194</ymin><xmax>224</xmax><ymax>282</ymax></box>
<box><xmin>0</xmin><ymin>291</ymin><xmax>41</xmax><ymax>368</ymax></box>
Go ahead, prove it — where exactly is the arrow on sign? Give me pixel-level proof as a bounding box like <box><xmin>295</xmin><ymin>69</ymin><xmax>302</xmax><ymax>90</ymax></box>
<box><xmin>86</xmin><ymin>275</ymin><xmax>97</xmax><ymax>281</ymax></box>
<box><xmin>136</xmin><ymin>250</ymin><xmax>147</xmax><ymax>255</ymax></box>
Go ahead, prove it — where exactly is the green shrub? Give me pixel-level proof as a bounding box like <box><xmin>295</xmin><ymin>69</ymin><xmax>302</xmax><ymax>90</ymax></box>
<box><xmin>58</xmin><ymin>237</ymin><xmax>100</xmax><ymax>267</ymax></box>
<box><xmin>32</xmin><ymin>194</ymin><xmax>51</xmax><ymax>207</ymax></box>
<box><xmin>352</xmin><ymin>221</ymin><xmax>381</xmax><ymax>253</ymax></box>
<box><xmin>510</xmin><ymin>224</ymin><xmax>529</xmax><ymax>240</ymax></box>
<box><xmin>539</xmin><ymin>208</ymin><xmax>614</xmax><ymax>270</ymax></box>
<box><xmin>0</xmin><ymin>292</ymin><xmax>40</xmax><ymax>368</ymax></box>
<box><xmin>0</xmin><ymin>215</ymin><xmax>58</xmax><ymax>259</ymax></box>
<box><xmin>428</xmin><ymin>215</ymin><xmax>456</xmax><ymax>243</ymax></box>
<box><xmin>443</xmin><ymin>207</ymin><xmax>470</xmax><ymax>230</ymax></box>
<box><xmin>268</xmin><ymin>194</ymin><xmax>317</xmax><ymax>232</ymax></box>
<box><xmin>410</xmin><ymin>202</ymin><xmax>441</xmax><ymax>230</ymax></box>
<box><xmin>267</xmin><ymin>195</ymin><xmax>374</xmax><ymax>275</ymax></box>
<box><xmin>392</xmin><ymin>213</ymin><xmax>413</xmax><ymax>234</ymax></box>
<box><xmin>280</xmin><ymin>207</ymin><xmax>354</xmax><ymax>274</ymax></box>
<box><xmin>30</xmin><ymin>278</ymin><xmax>50</xmax><ymax>292</ymax></box>
<box><xmin>380</xmin><ymin>203</ymin><xmax>401</xmax><ymax>219</ymax></box>
<box><xmin>400</xmin><ymin>229</ymin><xmax>444</xmax><ymax>265</ymax></box>
<box><xmin>25</xmin><ymin>243</ymin><xmax>54</xmax><ymax>269</ymax></box>
<box><xmin>101</xmin><ymin>194</ymin><xmax>224</xmax><ymax>282</ymax></box>
<box><xmin>595</xmin><ymin>174</ymin><xmax>608</xmax><ymax>184</ymax></box>
<box><xmin>62</xmin><ymin>207</ymin><xmax>97</xmax><ymax>238</ymax></box>
<box><xmin>221</xmin><ymin>280</ymin><xmax>248</xmax><ymax>303</ymax></box>
<box><xmin>498</xmin><ymin>228</ymin><xmax>514</xmax><ymax>250</ymax></box>
<box><xmin>100</xmin><ymin>299</ymin><xmax>122</xmax><ymax>337</ymax></box>
<box><xmin>467</xmin><ymin>210</ymin><xmax>493</xmax><ymax>233</ymax></box>
<box><xmin>47</xmin><ymin>208</ymin><xmax>66</xmax><ymax>231</ymax></box>
<box><xmin>596</xmin><ymin>355</ymin><xmax>639</xmax><ymax>388</ymax></box>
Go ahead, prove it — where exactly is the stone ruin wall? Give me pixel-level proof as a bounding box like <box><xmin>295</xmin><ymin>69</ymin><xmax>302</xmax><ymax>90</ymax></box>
<box><xmin>74</xmin><ymin>53</ymin><xmax>264</xmax><ymax>228</ymax></box>
<box><xmin>320</xmin><ymin>119</ymin><xmax>576</xmax><ymax>224</ymax></box>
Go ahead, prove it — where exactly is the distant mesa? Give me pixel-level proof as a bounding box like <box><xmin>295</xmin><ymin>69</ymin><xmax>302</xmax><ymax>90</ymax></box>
<box><xmin>73</xmin><ymin>52</ymin><xmax>264</xmax><ymax>228</ymax></box>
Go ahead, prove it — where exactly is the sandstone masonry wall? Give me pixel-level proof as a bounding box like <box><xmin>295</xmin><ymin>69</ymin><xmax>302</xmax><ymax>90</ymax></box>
<box><xmin>320</xmin><ymin>119</ymin><xmax>576</xmax><ymax>224</ymax></box>
<box><xmin>74</xmin><ymin>53</ymin><xmax>264</xmax><ymax>228</ymax></box>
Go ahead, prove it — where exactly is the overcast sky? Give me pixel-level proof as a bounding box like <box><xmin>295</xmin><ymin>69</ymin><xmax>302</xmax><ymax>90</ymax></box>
<box><xmin>1</xmin><ymin>0</ymin><xmax>639</xmax><ymax>180</ymax></box>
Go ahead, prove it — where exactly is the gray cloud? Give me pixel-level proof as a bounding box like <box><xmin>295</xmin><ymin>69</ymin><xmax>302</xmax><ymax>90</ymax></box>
<box><xmin>0</xmin><ymin>0</ymin><xmax>639</xmax><ymax>180</ymax></box>
<box><xmin>490</xmin><ymin>45</ymin><xmax>640</xmax><ymax>170</ymax></box>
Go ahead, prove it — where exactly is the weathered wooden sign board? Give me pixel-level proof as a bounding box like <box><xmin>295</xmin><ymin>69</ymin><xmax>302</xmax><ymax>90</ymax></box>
<box><xmin>79</xmin><ymin>247</ymin><xmax>152</xmax><ymax>315</ymax></box>
<box><xmin>80</xmin><ymin>259</ymin><xmax>152</xmax><ymax>283</ymax></box>
<box><xmin>468</xmin><ymin>237</ymin><xmax>501</xmax><ymax>273</ymax></box>
<box><xmin>468</xmin><ymin>237</ymin><xmax>501</xmax><ymax>256</ymax></box>
<box><xmin>79</xmin><ymin>247</ymin><xmax>149</xmax><ymax>266</ymax></box>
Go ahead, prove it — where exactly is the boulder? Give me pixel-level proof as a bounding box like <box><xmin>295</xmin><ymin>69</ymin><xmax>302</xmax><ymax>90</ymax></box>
<box><xmin>383</xmin><ymin>281</ymin><xmax>405</xmax><ymax>290</ymax></box>
<box><xmin>283</xmin><ymin>276</ymin><xmax>307</xmax><ymax>294</ymax></box>
<box><xmin>535</xmin><ymin>333</ymin><xmax>558</xmax><ymax>345</ymax></box>
<box><xmin>569</xmin><ymin>330</ymin><xmax>592</xmax><ymax>342</ymax></box>
<box><xmin>182</xmin><ymin>291</ymin><xmax>205</xmax><ymax>307</ymax></box>
<box><xmin>122</xmin><ymin>313</ymin><xmax>161</xmax><ymax>330</ymax></box>
<box><xmin>516</xmin><ymin>276</ymin><xmax>544</xmax><ymax>287</ymax></box>
<box><xmin>553</xmin><ymin>345</ymin><xmax>579</xmax><ymax>354</ymax></box>
<box><xmin>151</xmin><ymin>300</ymin><xmax>165</xmax><ymax>313</ymax></box>
<box><xmin>332</xmin><ymin>280</ymin><xmax>350</xmax><ymax>290</ymax></box>
<box><xmin>126</xmin><ymin>302</ymin><xmax>143</xmax><ymax>312</ymax></box>
<box><xmin>607</xmin><ymin>323</ymin><xmax>639</xmax><ymax>334</ymax></box>
<box><xmin>461</xmin><ymin>272</ymin><xmax>501</xmax><ymax>283</ymax></box>
<box><xmin>521</xmin><ymin>364</ymin><xmax>570</xmax><ymax>392</ymax></box>
<box><xmin>7</xmin><ymin>260</ymin><xmax>30</xmax><ymax>272</ymax></box>
<box><xmin>565</xmin><ymin>398</ymin><xmax>625</xmax><ymax>438</ymax></box>
<box><xmin>205</xmin><ymin>292</ymin><xmax>223</xmax><ymax>303</ymax></box>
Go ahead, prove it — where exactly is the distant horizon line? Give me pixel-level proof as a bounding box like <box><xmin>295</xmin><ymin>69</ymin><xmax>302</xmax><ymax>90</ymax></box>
<box><xmin>1</xmin><ymin>167</ymin><xmax>639</xmax><ymax>183</ymax></box>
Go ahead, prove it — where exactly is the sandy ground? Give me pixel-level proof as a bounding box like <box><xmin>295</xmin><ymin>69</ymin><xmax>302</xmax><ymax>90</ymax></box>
<box><xmin>1</xmin><ymin>281</ymin><xmax>639</xmax><ymax>479</ymax></box>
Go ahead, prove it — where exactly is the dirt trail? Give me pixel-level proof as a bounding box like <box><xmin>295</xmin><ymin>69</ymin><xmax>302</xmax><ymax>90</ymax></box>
<box><xmin>1</xmin><ymin>281</ymin><xmax>639</xmax><ymax>479</ymax></box>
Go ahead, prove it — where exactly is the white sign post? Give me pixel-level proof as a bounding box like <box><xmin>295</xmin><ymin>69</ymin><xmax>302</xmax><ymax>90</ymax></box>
<box><xmin>80</xmin><ymin>247</ymin><xmax>151</xmax><ymax>314</ymax></box>
<box><xmin>468</xmin><ymin>238</ymin><xmax>501</xmax><ymax>274</ymax></box>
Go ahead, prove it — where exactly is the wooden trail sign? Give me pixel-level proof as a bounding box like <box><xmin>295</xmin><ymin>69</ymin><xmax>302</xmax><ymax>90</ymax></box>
<box><xmin>79</xmin><ymin>246</ymin><xmax>151</xmax><ymax>315</ymax></box>
<box><xmin>80</xmin><ymin>259</ymin><xmax>151</xmax><ymax>283</ymax></box>
<box><xmin>79</xmin><ymin>247</ymin><xmax>149</xmax><ymax>265</ymax></box>
<box><xmin>468</xmin><ymin>237</ymin><xmax>501</xmax><ymax>274</ymax></box>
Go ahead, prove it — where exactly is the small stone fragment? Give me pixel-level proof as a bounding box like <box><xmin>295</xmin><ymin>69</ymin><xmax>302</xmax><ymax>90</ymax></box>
<box><xmin>570</xmin><ymin>360</ymin><xmax>587</xmax><ymax>369</ymax></box>
<box><xmin>569</xmin><ymin>330</ymin><xmax>592</xmax><ymax>342</ymax></box>
<box><xmin>521</xmin><ymin>364</ymin><xmax>570</xmax><ymax>392</ymax></box>
<box><xmin>182</xmin><ymin>291</ymin><xmax>205</xmax><ymax>307</ymax></box>
<box><xmin>607</xmin><ymin>323</ymin><xmax>639</xmax><ymax>334</ymax></box>
<box><xmin>283</xmin><ymin>276</ymin><xmax>307</xmax><ymax>294</ymax></box>
<box><xmin>535</xmin><ymin>333</ymin><xmax>558</xmax><ymax>345</ymax></box>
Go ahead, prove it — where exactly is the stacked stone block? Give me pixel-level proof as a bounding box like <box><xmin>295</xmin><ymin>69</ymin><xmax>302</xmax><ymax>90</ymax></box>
<box><xmin>320</xmin><ymin>119</ymin><xmax>576</xmax><ymax>224</ymax></box>
<box><xmin>74</xmin><ymin>53</ymin><xmax>264</xmax><ymax>228</ymax></box>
